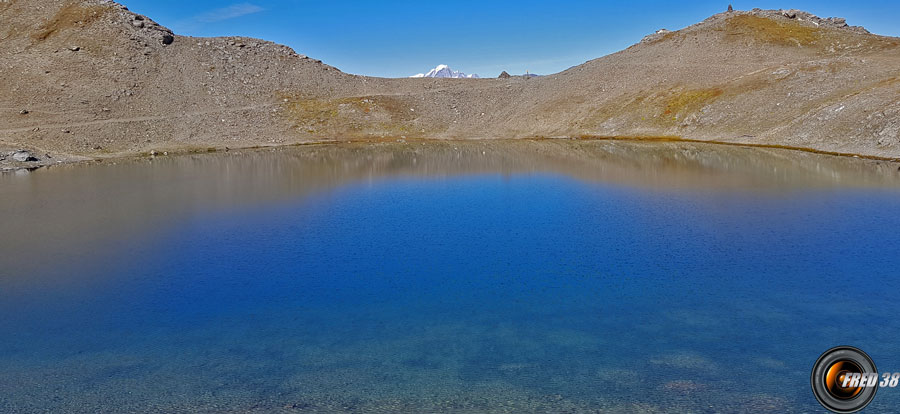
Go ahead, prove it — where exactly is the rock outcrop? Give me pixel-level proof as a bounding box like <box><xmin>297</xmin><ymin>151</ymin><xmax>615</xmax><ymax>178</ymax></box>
<box><xmin>11</xmin><ymin>150</ymin><xmax>38</xmax><ymax>162</ymax></box>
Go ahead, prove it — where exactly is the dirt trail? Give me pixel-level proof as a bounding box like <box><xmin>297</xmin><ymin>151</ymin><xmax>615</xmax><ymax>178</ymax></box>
<box><xmin>0</xmin><ymin>104</ymin><xmax>277</xmax><ymax>134</ymax></box>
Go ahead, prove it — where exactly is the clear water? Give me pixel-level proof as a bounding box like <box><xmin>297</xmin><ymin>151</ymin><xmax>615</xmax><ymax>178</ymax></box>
<box><xmin>2</xmin><ymin>141</ymin><xmax>900</xmax><ymax>413</ymax></box>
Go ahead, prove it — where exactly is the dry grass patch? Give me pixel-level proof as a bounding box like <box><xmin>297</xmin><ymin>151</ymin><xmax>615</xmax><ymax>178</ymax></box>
<box><xmin>724</xmin><ymin>15</ymin><xmax>821</xmax><ymax>46</ymax></box>
<box><xmin>664</xmin><ymin>88</ymin><xmax>723</xmax><ymax>116</ymax></box>
<box><xmin>876</xmin><ymin>76</ymin><xmax>900</xmax><ymax>88</ymax></box>
<box><xmin>280</xmin><ymin>95</ymin><xmax>414</xmax><ymax>123</ymax></box>
<box><xmin>33</xmin><ymin>2</ymin><xmax>111</xmax><ymax>41</ymax></box>
<box><xmin>642</xmin><ymin>30</ymin><xmax>682</xmax><ymax>45</ymax></box>
<box><xmin>587</xmin><ymin>86</ymin><xmax>725</xmax><ymax>128</ymax></box>
<box><xmin>277</xmin><ymin>94</ymin><xmax>427</xmax><ymax>138</ymax></box>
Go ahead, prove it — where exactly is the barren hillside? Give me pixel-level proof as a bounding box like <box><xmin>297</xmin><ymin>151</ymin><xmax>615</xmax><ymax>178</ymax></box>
<box><xmin>2</xmin><ymin>0</ymin><xmax>900</xmax><ymax>167</ymax></box>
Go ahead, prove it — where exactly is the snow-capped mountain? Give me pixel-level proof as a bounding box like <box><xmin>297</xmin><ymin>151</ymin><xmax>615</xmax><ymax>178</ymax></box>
<box><xmin>411</xmin><ymin>64</ymin><xmax>479</xmax><ymax>79</ymax></box>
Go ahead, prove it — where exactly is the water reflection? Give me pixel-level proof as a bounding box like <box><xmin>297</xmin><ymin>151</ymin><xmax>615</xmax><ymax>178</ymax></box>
<box><xmin>2</xmin><ymin>139</ymin><xmax>898</xmax><ymax>277</ymax></box>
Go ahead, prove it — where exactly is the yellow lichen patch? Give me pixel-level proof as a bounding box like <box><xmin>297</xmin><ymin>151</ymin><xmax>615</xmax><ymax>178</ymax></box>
<box><xmin>724</xmin><ymin>15</ymin><xmax>821</xmax><ymax>46</ymax></box>
<box><xmin>33</xmin><ymin>2</ymin><xmax>111</xmax><ymax>41</ymax></box>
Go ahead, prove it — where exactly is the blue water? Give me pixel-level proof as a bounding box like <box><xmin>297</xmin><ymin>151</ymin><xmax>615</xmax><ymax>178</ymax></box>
<box><xmin>2</xmin><ymin>143</ymin><xmax>900</xmax><ymax>413</ymax></box>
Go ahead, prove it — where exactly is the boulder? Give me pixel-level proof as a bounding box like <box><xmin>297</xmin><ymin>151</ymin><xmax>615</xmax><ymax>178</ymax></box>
<box><xmin>498</xmin><ymin>71</ymin><xmax>511</xmax><ymax>79</ymax></box>
<box><xmin>12</xmin><ymin>150</ymin><xmax>38</xmax><ymax>162</ymax></box>
<box><xmin>161</xmin><ymin>34</ymin><xmax>174</xmax><ymax>45</ymax></box>
<box><xmin>641</xmin><ymin>29</ymin><xmax>671</xmax><ymax>43</ymax></box>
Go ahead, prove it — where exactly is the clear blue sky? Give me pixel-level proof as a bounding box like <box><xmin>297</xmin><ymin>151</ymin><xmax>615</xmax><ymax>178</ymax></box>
<box><xmin>121</xmin><ymin>1</ymin><xmax>900</xmax><ymax>78</ymax></box>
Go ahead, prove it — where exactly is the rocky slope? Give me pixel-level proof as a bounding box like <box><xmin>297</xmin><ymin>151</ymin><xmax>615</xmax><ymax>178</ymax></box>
<box><xmin>2</xmin><ymin>0</ymin><xmax>900</xmax><ymax>168</ymax></box>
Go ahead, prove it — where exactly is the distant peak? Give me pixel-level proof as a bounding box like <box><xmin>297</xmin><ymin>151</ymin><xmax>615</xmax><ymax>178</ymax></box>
<box><xmin>410</xmin><ymin>64</ymin><xmax>479</xmax><ymax>79</ymax></box>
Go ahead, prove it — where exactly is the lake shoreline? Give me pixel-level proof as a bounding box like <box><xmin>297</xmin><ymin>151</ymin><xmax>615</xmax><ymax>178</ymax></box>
<box><xmin>4</xmin><ymin>136</ymin><xmax>900</xmax><ymax>174</ymax></box>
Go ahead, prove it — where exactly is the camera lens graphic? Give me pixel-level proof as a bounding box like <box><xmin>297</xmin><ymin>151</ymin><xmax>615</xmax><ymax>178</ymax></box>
<box><xmin>824</xmin><ymin>360</ymin><xmax>863</xmax><ymax>400</ymax></box>
<box><xmin>812</xmin><ymin>346</ymin><xmax>878</xmax><ymax>413</ymax></box>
